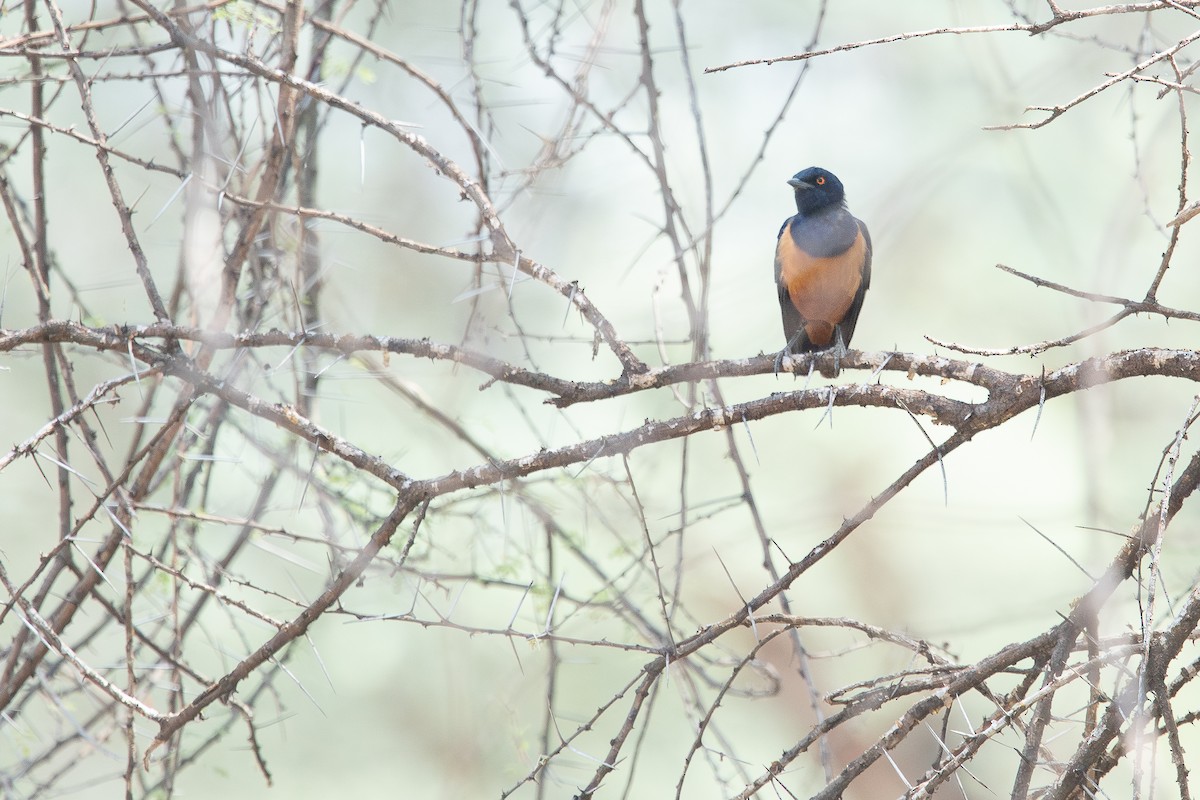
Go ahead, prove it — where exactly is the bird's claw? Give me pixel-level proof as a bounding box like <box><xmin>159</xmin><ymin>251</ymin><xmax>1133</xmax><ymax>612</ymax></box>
<box><xmin>827</xmin><ymin>325</ymin><xmax>848</xmax><ymax>378</ymax></box>
<box><xmin>773</xmin><ymin>349</ymin><xmax>790</xmax><ymax>376</ymax></box>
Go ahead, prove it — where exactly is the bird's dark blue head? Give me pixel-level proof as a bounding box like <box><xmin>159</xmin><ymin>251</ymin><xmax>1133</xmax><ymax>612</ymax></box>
<box><xmin>787</xmin><ymin>167</ymin><xmax>845</xmax><ymax>215</ymax></box>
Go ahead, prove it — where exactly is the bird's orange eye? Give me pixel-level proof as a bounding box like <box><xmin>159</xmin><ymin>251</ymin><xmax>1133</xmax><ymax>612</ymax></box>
<box><xmin>815</xmin><ymin>176</ymin><xmax>826</xmax><ymax>185</ymax></box>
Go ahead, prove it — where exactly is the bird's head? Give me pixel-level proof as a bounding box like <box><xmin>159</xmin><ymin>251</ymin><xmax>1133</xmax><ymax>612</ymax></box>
<box><xmin>788</xmin><ymin>167</ymin><xmax>845</xmax><ymax>214</ymax></box>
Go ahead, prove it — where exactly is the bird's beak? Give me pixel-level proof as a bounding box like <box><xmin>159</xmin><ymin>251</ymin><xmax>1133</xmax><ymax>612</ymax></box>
<box><xmin>787</xmin><ymin>177</ymin><xmax>809</xmax><ymax>189</ymax></box>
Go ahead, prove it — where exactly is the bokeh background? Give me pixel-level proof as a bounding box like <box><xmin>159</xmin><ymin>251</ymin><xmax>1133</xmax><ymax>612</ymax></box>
<box><xmin>1</xmin><ymin>1</ymin><xmax>1199</xmax><ymax>797</ymax></box>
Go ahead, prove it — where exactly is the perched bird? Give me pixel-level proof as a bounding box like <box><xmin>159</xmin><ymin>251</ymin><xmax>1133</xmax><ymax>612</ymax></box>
<box><xmin>773</xmin><ymin>166</ymin><xmax>872</xmax><ymax>376</ymax></box>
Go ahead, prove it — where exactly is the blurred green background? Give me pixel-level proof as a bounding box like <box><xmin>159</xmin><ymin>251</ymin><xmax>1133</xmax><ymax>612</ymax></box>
<box><xmin>2</xmin><ymin>1</ymin><xmax>1199</xmax><ymax>797</ymax></box>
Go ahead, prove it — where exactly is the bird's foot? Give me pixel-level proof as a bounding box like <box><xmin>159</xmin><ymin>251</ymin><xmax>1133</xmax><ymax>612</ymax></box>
<box><xmin>824</xmin><ymin>326</ymin><xmax>849</xmax><ymax>378</ymax></box>
<box><xmin>773</xmin><ymin>349</ymin><xmax>791</xmax><ymax>376</ymax></box>
<box><xmin>776</xmin><ymin>331</ymin><xmax>807</xmax><ymax>377</ymax></box>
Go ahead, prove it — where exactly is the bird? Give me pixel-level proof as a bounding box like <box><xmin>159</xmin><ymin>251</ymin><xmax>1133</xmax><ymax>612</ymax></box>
<box><xmin>773</xmin><ymin>166</ymin><xmax>872</xmax><ymax>377</ymax></box>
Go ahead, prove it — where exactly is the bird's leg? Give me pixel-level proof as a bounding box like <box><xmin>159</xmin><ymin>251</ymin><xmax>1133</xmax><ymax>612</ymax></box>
<box><xmin>774</xmin><ymin>330</ymin><xmax>804</xmax><ymax>377</ymax></box>
<box><xmin>829</xmin><ymin>325</ymin><xmax>848</xmax><ymax>377</ymax></box>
